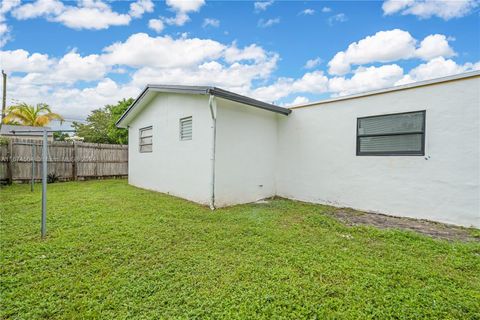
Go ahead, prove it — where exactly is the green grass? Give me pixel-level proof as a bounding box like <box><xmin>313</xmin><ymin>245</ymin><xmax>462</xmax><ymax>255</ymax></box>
<box><xmin>1</xmin><ymin>180</ymin><xmax>479</xmax><ymax>319</ymax></box>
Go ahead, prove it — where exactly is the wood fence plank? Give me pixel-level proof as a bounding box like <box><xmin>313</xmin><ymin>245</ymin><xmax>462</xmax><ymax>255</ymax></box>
<box><xmin>0</xmin><ymin>138</ymin><xmax>128</xmax><ymax>183</ymax></box>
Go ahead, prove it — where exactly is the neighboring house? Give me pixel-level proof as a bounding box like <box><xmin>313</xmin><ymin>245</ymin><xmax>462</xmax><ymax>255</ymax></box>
<box><xmin>117</xmin><ymin>71</ymin><xmax>480</xmax><ymax>228</ymax></box>
<box><xmin>0</xmin><ymin>125</ymin><xmax>53</xmax><ymax>141</ymax></box>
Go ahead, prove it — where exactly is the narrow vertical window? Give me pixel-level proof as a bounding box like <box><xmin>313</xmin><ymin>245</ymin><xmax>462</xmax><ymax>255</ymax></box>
<box><xmin>180</xmin><ymin>116</ymin><xmax>192</xmax><ymax>141</ymax></box>
<box><xmin>139</xmin><ymin>126</ymin><xmax>153</xmax><ymax>153</ymax></box>
<box><xmin>357</xmin><ymin>111</ymin><xmax>425</xmax><ymax>156</ymax></box>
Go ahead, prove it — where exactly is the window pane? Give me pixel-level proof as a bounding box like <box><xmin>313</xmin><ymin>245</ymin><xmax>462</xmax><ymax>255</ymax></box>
<box><xmin>359</xmin><ymin>134</ymin><xmax>423</xmax><ymax>153</ymax></box>
<box><xmin>358</xmin><ymin>112</ymin><xmax>424</xmax><ymax>135</ymax></box>
<box><xmin>140</xmin><ymin>144</ymin><xmax>152</xmax><ymax>152</ymax></box>
<box><xmin>180</xmin><ymin>117</ymin><xmax>192</xmax><ymax>140</ymax></box>
<box><xmin>140</xmin><ymin>127</ymin><xmax>152</xmax><ymax>137</ymax></box>
<box><xmin>139</xmin><ymin>126</ymin><xmax>153</xmax><ymax>153</ymax></box>
<box><xmin>140</xmin><ymin>136</ymin><xmax>152</xmax><ymax>145</ymax></box>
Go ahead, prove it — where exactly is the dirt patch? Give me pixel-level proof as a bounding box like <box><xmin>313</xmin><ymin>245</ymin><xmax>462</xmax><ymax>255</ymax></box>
<box><xmin>331</xmin><ymin>209</ymin><xmax>479</xmax><ymax>242</ymax></box>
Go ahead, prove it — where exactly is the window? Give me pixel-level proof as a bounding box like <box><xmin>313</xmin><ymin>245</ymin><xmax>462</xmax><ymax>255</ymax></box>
<box><xmin>357</xmin><ymin>111</ymin><xmax>425</xmax><ymax>156</ymax></box>
<box><xmin>139</xmin><ymin>126</ymin><xmax>153</xmax><ymax>153</ymax></box>
<box><xmin>180</xmin><ymin>116</ymin><xmax>192</xmax><ymax>141</ymax></box>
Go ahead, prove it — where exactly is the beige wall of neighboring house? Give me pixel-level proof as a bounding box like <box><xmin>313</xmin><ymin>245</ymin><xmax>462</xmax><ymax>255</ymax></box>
<box><xmin>0</xmin><ymin>125</ymin><xmax>54</xmax><ymax>142</ymax></box>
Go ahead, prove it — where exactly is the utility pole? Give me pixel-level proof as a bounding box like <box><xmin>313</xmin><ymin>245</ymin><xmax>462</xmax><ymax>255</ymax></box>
<box><xmin>1</xmin><ymin>70</ymin><xmax>6</xmax><ymax>128</ymax></box>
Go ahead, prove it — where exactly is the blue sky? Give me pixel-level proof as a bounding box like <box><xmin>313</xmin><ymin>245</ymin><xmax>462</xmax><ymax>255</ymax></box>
<box><xmin>0</xmin><ymin>0</ymin><xmax>479</xmax><ymax>121</ymax></box>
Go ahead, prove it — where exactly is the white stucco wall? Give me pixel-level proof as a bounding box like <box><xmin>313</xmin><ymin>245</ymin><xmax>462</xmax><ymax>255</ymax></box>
<box><xmin>276</xmin><ymin>77</ymin><xmax>480</xmax><ymax>227</ymax></box>
<box><xmin>214</xmin><ymin>98</ymin><xmax>279</xmax><ymax>206</ymax></box>
<box><xmin>127</xmin><ymin>93</ymin><xmax>212</xmax><ymax>204</ymax></box>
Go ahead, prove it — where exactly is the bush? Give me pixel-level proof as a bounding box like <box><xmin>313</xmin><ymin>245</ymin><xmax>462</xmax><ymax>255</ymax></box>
<box><xmin>0</xmin><ymin>136</ymin><xmax>9</xmax><ymax>145</ymax></box>
<box><xmin>47</xmin><ymin>173</ymin><xmax>59</xmax><ymax>184</ymax></box>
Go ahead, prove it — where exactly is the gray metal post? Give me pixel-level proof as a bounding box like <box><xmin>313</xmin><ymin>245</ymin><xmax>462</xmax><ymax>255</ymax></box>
<box><xmin>31</xmin><ymin>144</ymin><xmax>35</xmax><ymax>192</ymax></box>
<box><xmin>41</xmin><ymin>129</ymin><xmax>47</xmax><ymax>238</ymax></box>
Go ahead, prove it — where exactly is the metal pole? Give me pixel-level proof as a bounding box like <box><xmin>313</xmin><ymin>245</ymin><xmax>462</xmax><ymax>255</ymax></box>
<box><xmin>41</xmin><ymin>129</ymin><xmax>47</xmax><ymax>238</ymax></box>
<box><xmin>31</xmin><ymin>144</ymin><xmax>35</xmax><ymax>192</ymax></box>
<box><xmin>1</xmin><ymin>70</ymin><xmax>6</xmax><ymax>129</ymax></box>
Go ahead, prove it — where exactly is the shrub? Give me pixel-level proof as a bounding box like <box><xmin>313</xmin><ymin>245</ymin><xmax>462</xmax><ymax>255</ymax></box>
<box><xmin>47</xmin><ymin>173</ymin><xmax>59</xmax><ymax>183</ymax></box>
<box><xmin>0</xmin><ymin>136</ymin><xmax>9</xmax><ymax>145</ymax></box>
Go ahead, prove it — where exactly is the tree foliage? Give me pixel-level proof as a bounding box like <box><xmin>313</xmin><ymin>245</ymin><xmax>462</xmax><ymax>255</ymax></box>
<box><xmin>53</xmin><ymin>132</ymin><xmax>70</xmax><ymax>141</ymax></box>
<box><xmin>2</xmin><ymin>102</ymin><xmax>63</xmax><ymax>126</ymax></box>
<box><xmin>72</xmin><ymin>98</ymin><xmax>133</xmax><ymax>144</ymax></box>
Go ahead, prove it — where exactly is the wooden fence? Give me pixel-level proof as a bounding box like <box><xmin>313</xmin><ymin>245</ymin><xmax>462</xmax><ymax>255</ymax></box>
<box><xmin>0</xmin><ymin>138</ymin><xmax>128</xmax><ymax>183</ymax></box>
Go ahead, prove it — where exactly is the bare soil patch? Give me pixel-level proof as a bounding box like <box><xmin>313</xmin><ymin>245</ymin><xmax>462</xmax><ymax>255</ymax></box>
<box><xmin>331</xmin><ymin>209</ymin><xmax>479</xmax><ymax>242</ymax></box>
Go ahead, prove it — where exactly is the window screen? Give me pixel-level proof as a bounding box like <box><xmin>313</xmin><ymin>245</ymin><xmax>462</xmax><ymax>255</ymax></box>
<box><xmin>357</xmin><ymin>111</ymin><xmax>425</xmax><ymax>156</ymax></box>
<box><xmin>139</xmin><ymin>126</ymin><xmax>153</xmax><ymax>153</ymax></box>
<box><xmin>180</xmin><ymin>116</ymin><xmax>192</xmax><ymax>141</ymax></box>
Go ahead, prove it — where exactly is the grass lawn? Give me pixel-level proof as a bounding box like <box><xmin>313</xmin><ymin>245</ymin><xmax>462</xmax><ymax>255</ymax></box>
<box><xmin>1</xmin><ymin>180</ymin><xmax>479</xmax><ymax>319</ymax></box>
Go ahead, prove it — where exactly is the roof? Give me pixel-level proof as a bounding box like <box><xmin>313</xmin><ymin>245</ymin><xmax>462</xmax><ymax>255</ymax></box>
<box><xmin>0</xmin><ymin>125</ymin><xmax>53</xmax><ymax>136</ymax></box>
<box><xmin>116</xmin><ymin>85</ymin><xmax>291</xmax><ymax>128</ymax></box>
<box><xmin>289</xmin><ymin>70</ymin><xmax>480</xmax><ymax>110</ymax></box>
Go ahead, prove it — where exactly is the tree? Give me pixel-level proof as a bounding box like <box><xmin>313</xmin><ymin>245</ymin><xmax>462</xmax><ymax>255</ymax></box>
<box><xmin>73</xmin><ymin>98</ymin><xmax>133</xmax><ymax>144</ymax></box>
<box><xmin>53</xmin><ymin>132</ymin><xmax>70</xmax><ymax>141</ymax></box>
<box><xmin>2</xmin><ymin>102</ymin><xmax>63</xmax><ymax>126</ymax></box>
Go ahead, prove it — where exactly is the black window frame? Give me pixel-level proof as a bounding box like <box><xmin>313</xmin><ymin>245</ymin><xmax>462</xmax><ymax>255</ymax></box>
<box><xmin>139</xmin><ymin>126</ymin><xmax>153</xmax><ymax>153</ymax></box>
<box><xmin>356</xmin><ymin>110</ymin><xmax>426</xmax><ymax>156</ymax></box>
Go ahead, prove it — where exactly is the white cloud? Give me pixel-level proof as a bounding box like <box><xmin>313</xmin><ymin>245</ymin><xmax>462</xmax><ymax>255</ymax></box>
<box><xmin>8</xmin><ymin>50</ymin><xmax>108</xmax><ymax>86</ymax></box>
<box><xmin>12</xmin><ymin>0</ymin><xmax>64</xmax><ymax>19</ymax></box>
<box><xmin>202</xmin><ymin>18</ymin><xmax>219</xmax><ymax>28</ymax></box>
<box><xmin>130</xmin><ymin>55</ymin><xmax>278</xmax><ymax>95</ymax></box>
<box><xmin>258</xmin><ymin>17</ymin><xmax>280</xmax><ymax>28</ymax></box>
<box><xmin>163</xmin><ymin>12</ymin><xmax>189</xmax><ymax>26</ymax></box>
<box><xmin>10</xmin><ymin>0</ymin><xmax>153</xmax><ymax>30</ymax></box>
<box><xmin>299</xmin><ymin>8</ymin><xmax>315</xmax><ymax>15</ymax></box>
<box><xmin>162</xmin><ymin>0</ymin><xmax>205</xmax><ymax>26</ymax></box>
<box><xmin>0</xmin><ymin>23</ymin><xmax>9</xmax><ymax>47</ymax></box>
<box><xmin>382</xmin><ymin>0</ymin><xmax>479</xmax><ymax>20</ymax></box>
<box><xmin>328</xmin><ymin>29</ymin><xmax>456</xmax><ymax>75</ymax></box>
<box><xmin>51</xmin><ymin>50</ymin><xmax>108</xmax><ymax>83</ymax></box>
<box><xmin>53</xmin><ymin>1</ymin><xmax>131</xmax><ymax>30</ymax></box>
<box><xmin>415</xmin><ymin>34</ymin><xmax>456</xmax><ymax>60</ymax></box>
<box><xmin>328</xmin><ymin>13</ymin><xmax>347</xmax><ymax>25</ymax></box>
<box><xmin>166</xmin><ymin>0</ymin><xmax>204</xmax><ymax>13</ymax></box>
<box><xmin>0</xmin><ymin>0</ymin><xmax>21</xmax><ymax>15</ymax></box>
<box><xmin>8</xmin><ymin>77</ymin><xmax>140</xmax><ymax>119</ymax></box>
<box><xmin>395</xmin><ymin>57</ymin><xmax>480</xmax><ymax>85</ymax></box>
<box><xmin>129</xmin><ymin>0</ymin><xmax>154</xmax><ymax>19</ymax></box>
<box><xmin>101</xmin><ymin>33</ymin><xmax>225</xmax><ymax>68</ymax></box>
<box><xmin>290</xmin><ymin>96</ymin><xmax>310</xmax><ymax>105</ymax></box>
<box><xmin>252</xmin><ymin>71</ymin><xmax>329</xmax><ymax>102</ymax></box>
<box><xmin>321</xmin><ymin>7</ymin><xmax>332</xmax><ymax>13</ymax></box>
<box><xmin>304</xmin><ymin>57</ymin><xmax>322</xmax><ymax>69</ymax></box>
<box><xmin>148</xmin><ymin>19</ymin><xmax>164</xmax><ymax>33</ymax></box>
<box><xmin>254</xmin><ymin>1</ymin><xmax>274</xmax><ymax>12</ymax></box>
<box><xmin>224</xmin><ymin>43</ymin><xmax>267</xmax><ymax>63</ymax></box>
<box><xmin>328</xmin><ymin>64</ymin><xmax>404</xmax><ymax>96</ymax></box>
<box><xmin>0</xmin><ymin>49</ymin><xmax>52</xmax><ymax>73</ymax></box>
<box><xmin>0</xmin><ymin>0</ymin><xmax>21</xmax><ymax>46</ymax></box>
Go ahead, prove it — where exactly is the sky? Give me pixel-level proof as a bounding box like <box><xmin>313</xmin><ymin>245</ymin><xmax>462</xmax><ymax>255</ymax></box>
<box><xmin>0</xmin><ymin>0</ymin><xmax>479</xmax><ymax>123</ymax></box>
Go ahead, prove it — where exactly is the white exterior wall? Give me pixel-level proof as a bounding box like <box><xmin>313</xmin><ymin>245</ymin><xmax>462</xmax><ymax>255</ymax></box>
<box><xmin>277</xmin><ymin>77</ymin><xmax>480</xmax><ymax>228</ymax></box>
<box><xmin>128</xmin><ymin>93</ymin><xmax>212</xmax><ymax>204</ymax></box>
<box><xmin>214</xmin><ymin>98</ymin><xmax>278</xmax><ymax>206</ymax></box>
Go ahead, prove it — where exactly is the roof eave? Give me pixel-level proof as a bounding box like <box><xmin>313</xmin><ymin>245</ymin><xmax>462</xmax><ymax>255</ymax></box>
<box><xmin>116</xmin><ymin>85</ymin><xmax>291</xmax><ymax>128</ymax></box>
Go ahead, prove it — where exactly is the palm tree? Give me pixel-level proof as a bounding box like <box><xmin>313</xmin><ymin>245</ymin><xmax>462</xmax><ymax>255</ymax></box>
<box><xmin>2</xmin><ymin>102</ymin><xmax>64</xmax><ymax>126</ymax></box>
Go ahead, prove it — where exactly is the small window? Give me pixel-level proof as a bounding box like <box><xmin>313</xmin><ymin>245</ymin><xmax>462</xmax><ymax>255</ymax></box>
<box><xmin>139</xmin><ymin>126</ymin><xmax>153</xmax><ymax>153</ymax></box>
<box><xmin>180</xmin><ymin>116</ymin><xmax>192</xmax><ymax>141</ymax></box>
<box><xmin>357</xmin><ymin>111</ymin><xmax>425</xmax><ymax>156</ymax></box>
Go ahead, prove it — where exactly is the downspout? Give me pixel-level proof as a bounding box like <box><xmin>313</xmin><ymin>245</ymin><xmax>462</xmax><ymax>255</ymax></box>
<box><xmin>208</xmin><ymin>94</ymin><xmax>217</xmax><ymax>210</ymax></box>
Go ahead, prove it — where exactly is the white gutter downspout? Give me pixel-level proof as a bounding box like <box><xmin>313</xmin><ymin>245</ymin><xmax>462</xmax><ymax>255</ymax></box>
<box><xmin>208</xmin><ymin>94</ymin><xmax>217</xmax><ymax>210</ymax></box>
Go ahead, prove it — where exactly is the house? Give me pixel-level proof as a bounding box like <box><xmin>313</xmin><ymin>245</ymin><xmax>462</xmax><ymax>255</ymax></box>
<box><xmin>0</xmin><ymin>125</ymin><xmax>54</xmax><ymax>141</ymax></box>
<box><xmin>116</xmin><ymin>71</ymin><xmax>480</xmax><ymax>228</ymax></box>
